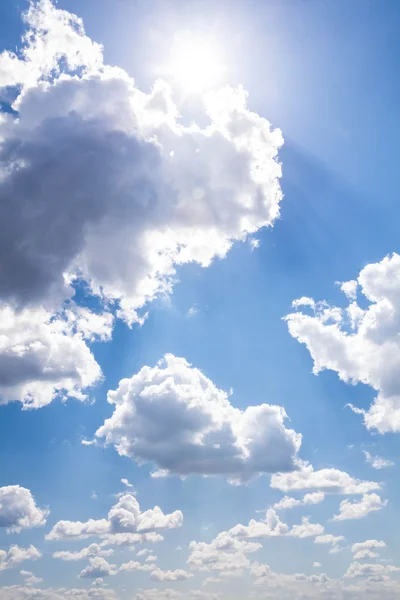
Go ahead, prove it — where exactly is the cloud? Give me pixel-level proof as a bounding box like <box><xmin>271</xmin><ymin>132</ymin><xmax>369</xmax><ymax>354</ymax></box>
<box><xmin>351</xmin><ymin>540</ymin><xmax>386</xmax><ymax>560</ymax></box>
<box><xmin>0</xmin><ymin>546</ymin><xmax>41</xmax><ymax>571</ymax></box>
<box><xmin>227</xmin><ymin>508</ymin><xmax>323</xmax><ymax>541</ymax></box>
<box><xmin>120</xmin><ymin>478</ymin><xmax>133</xmax><ymax>488</ymax></box>
<box><xmin>20</xmin><ymin>570</ymin><xmax>43</xmax><ymax>585</ymax></box>
<box><xmin>271</xmin><ymin>464</ymin><xmax>379</xmax><ymax>494</ymax></box>
<box><xmin>273</xmin><ymin>491</ymin><xmax>324</xmax><ymax>511</ymax></box>
<box><xmin>344</xmin><ymin>562</ymin><xmax>400</xmax><ymax>579</ymax></box>
<box><xmin>314</xmin><ymin>534</ymin><xmax>345</xmax><ymax>554</ymax></box>
<box><xmin>332</xmin><ymin>493</ymin><xmax>387</xmax><ymax>521</ymax></box>
<box><xmin>136</xmin><ymin>549</ymin><xmax>152</xmax><ymax>557</ymax></box>
<box><xmin>145</xmin><ymin>555</ymin><xmax>157</xmax><ymax>563</ymax></box>
<box><xmin>117</xmin><ymin>561</ymin><xmax>155</xmax><ymax>573</ymax></box>
<box><xmin>0</xmin><ymin>485</ymin><xmax>48</xmax><ymax>533</ymax></box>
<box><xmin>79</xmin><ymin>557</ymin><xmax>116</xmax><ymax>579</ymax></box>
<box><xmin>363</xmin><ymin>451</ymin><xmax>394</xmax><ymax>470</ymax></box>
<box><xmin>313</xmin><ymin>562</ymin><xmax>322</xmax><ymax>568</ymax></box>
<box><xmin>46</xmin><ymin>493</ymin><xmax>182</xmax><ymax>540</ymax></box>
<box><xmin>0</xmin><ymin>585</ymin><xmax>118</xmax><ymax>600</ymax></box>
<box><xmin>95</xmin><ymin>354</ymin><xmax>301</xmax><ymax>483</ymax></box>
<box><xmin>0</xmin><ymin>304</ymin><xmax>104</xmax><ymax>409</ymax></box>
<box><xmin>150</xmin><ymin>568</ymin><xmax>193</xmax><ymax>581</ymax></box>
<box><xmin>53</xmin><ymin>543</ymin><xmax>114</xmax><ymax>562</ymax></box>
<box><xmin>286</xmin><ymin>253</ymin><xmax>400</xmax><ymax>433</ymax></box>
<box><xmin>188</xmin><ymin>532</ymin><xmax>261</xmax><ymax>572</ymax></box>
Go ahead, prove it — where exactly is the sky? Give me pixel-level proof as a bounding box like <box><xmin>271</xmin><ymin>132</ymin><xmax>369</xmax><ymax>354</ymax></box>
<box><xmin>1</xmin><ymin>1</ymin><xmax>400</xmax><ymax>599</ymax></box>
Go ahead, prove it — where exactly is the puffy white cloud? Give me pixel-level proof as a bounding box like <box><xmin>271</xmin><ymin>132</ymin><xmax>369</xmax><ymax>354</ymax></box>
<box><xmin>0</xmin><ymin>0</ymin><xmax>283</xmax><ymax>317</ymax></box>
<box><xmin>188</xmin><ymin>532</ymin><xmax>261</xmax><ymax>572</ymax></box>
<box><xmin>273</xmin><ymin>492</ymin><xmax>324</xmax><ymax>511</ymax></box>
<box><xmin>227</xmin><ymin>508</ymin><xmax>323</xmax><ymax>542</ymax></box>
<box><xmin>344</xmin><ymin>562</ymin><xmax>400</xmax><ymax>579</ymax></box>
<box><xmin>0</xmin><ymin>485</ymin><xmax>48</xmax><ymax>533</ymax></box>
<box><xmin>145</xmin><ymin>555</ymin><xmax>157</xmax><ymax>563</ymax></box>
<box><xmin>117</xmin><ymin>561</ymin><xmax>155</xmax><ymax>573</ymax></box>
<box><xmin>120</xmin><ymin>479</ymin><xmax>133</xmax><ymax>488</ymax></box>
<box><xmin>286</xmin><ymin>253</ymin><xmax>400</xmax><ymax>433</ymax></box>
<box><xmin>289</xmin><ymin>518</ymin><xmax>324</xmax><ymax>539</ymax></box>
<box><xmin>0</xmin><ymin>546</ymin><xmax>41</xmax><ymax>571</ymax></box>
<box><xmin>53</xmin><ymin>543</ymin><xmax>114</xmax><ymax>562</ymax></box>
<box><xmin>0</xmin><ymin>585</ymin><xmax>118</xmax><ymax>600</ymax></box>
<box><xmin>314</xmin><ymin>534</ymin><xmax>345</xmax><ymax>554</ymax></box>
<box><xmin>79</xmin><ymin>557</ymin><xmax>116</xmax><ymax>579</ymax></box>
<box><xmin>363</xmin><ymin>451</ymin><xmax>394</xmax><ymax>470</ymax></box>
<box><xmin>271</xmin><ymin>464</ymin><xmax>379</xmax><ymax>494</ymax></box>
<box><xmin>95</xmin><ymin>354</ymin><xmax>301</xmax><ymax>483</ymax></box>
<box><xmin>333</xmin><ymin>494</ymin><xmax>387</xmax><ymax>521</ymax></box>
<box><xmin>46</xmin><ymin>493</ymin><xmax>182</xmax><ymax>540</ymax></box>
<box><xmin>134</xmin><ymin>591</ymin><xmax>182</xmax><ymax>600</ymax></box>
<box><xmin>20</xmin><ymin>571</ymin><xmax>43</xmax><ymax>586</ymax></box>
<box><xmin>136</xmin><ymin>549</ymin><xmax>151</xmax><ymax>557</ymax></box>
<box><xmin>351</xmin><ymin>540</ymin><xmax>386</xmax><ymax>560</ymax></box>
<box><xmin>150</xmin><ymin>568</ymin><xmax>193</xmax><ymax>581</ymax></box>
<box><xmin>313</xmin><ymin>562</ymin><xmax>322</xmax><ymax>568</ymax></box>
<box><xmin>0</xmin><ymin>303</ymin><xmax>108</xmax><ymax>408</ymax></box>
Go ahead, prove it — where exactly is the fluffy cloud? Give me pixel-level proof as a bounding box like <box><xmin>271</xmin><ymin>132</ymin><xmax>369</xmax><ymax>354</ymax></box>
<box><xmin>0</xmin><ymin>586</ymin><xmax>118</xmax><ymax>600</ymax></box>
<box><xmin>53</xmin><ymin>544</ymin><xmax>114</xmax><ymax>562</ymax></box>
<box><xmin>226</xmin><ymin>508</ymin><xmax>323</xmax><ymax>541</ymax></box>
<box><xmin>188</xmin><ymin>532</ymin><xmax>261</xmax><ymax>572</ymax></box>
<box><xmin>0</xmin><ymin>485</ymin><xmax>48</xmax><ymax>533</ymax></box>
<box><xmin>0</xmin><ymin>0</ymin><xmax>284</xmax><ymax>408</ymax></box>
<box><xmin>0</xmin><ymin>304</ymin><xmax>105</xmax><ymax>409</ymax></box>
<box><xmin>273</xmin><ymin>492</ymin><xmax>324</xmax><ymax>511</ymax></box>
<box><xmin>271</xmin><ymin>464</ymin><xmax>379</xmax><ymax>494</ymax></box>
<box><xmin>0</xmin><ymin>546</ymin><xmax>41</xmax><ymax>571</ymax></box>
<box><xmin>46</xmin><ymin>493</ymin><xmax>182</xmax><ymax>540</ymax></box>
<box><xmin>95</xmin><ymin>354</ymin><xmax>301</xmax><ymax>483</ymax></box>
<box><xmin>363</xmin><ymin>451</ymin><xmax>394</xmax><ymax>470</ymax></box>
<box><xmin>332</xmin><ymin>493</ymin><xmax>387</xmax><ymax>521</ymax></box>
<box><xmin>120</xmin><ymin>479</ymin><xmax>133</xmax><ymax>488</ymax></box>
<box><xmin>344</xmin><ymin>562</ymin><xmax>400</xmax><ymax>579</ymax></box>
<box><xmin>79</xmin><ymin>557</ymin><xmax>116</xmax><ymax>579</ymax></box>
<box><xmin>351</xmin><ymin>540</ymin><xmax>386</xmax><ymax>560</ymax></box>
<box><xmin>314</xmin><ymin>534</ymin><xmax>345</xmax><ymax>554</ymax></box>
<box><xmin>286</xmin><ymin>253</ymin><xmax>400</xmax><ymax>433</ymax></box>
<box><xmin>118</xmin><ymin>561</ymin><xmax>155</xmax><ymax>573</ymax></box>
<box><xmin>150</xmin><ymin>568</ymin><xmax>193</xmax><ymax>581</ymax></box>
<box><xmin>20</xmin><ymin>571</ymin><xmax>43</xmax><ymax>586</ymax></box>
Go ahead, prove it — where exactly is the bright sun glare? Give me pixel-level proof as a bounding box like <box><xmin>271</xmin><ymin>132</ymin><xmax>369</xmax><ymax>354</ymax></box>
<box><xmin>167</xmin><ymin>32</ymin><xmax>225</xmax><ymax>94</ymax></box>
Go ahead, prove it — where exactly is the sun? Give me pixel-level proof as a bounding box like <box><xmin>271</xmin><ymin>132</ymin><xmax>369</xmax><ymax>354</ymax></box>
<box><xmin>167</xmin><ymin>32</ymin><xmax>225</xmax><ymax>94</ymax></box>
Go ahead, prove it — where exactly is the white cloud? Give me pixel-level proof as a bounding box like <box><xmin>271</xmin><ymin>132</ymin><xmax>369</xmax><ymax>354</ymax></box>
<box><xmin>333</xmin><ymin>493</ymin><xmax>387</xmax><ymax>521</ymax></box>
<box><xmin>273</xmin><ymin>492</ymin><xmax>324</xmax><ymax>511</ymax></box>
<box><xmin>313</xmin><ymin>562</ymin><xmax>322</xmax><ymax>568</ymax></box>
<box><xmin>339</xmin><ymin>280</ymin><xmax>358</xmax><ymax>301</ymax></box>
<box><xmin>145</xmin><ymin>555</ymin><xmax>157</xmax><ymax>562</ymax></box>
<box><xmin>20</xmin><ymin>570</ymin><xmax>43</xmax><ymax>585</ymax></box>
<box><xmin>150</xmin><ymin>568</ymin><xmax>193</xmax><ymax>581</ymax></box>
<box><xmin>228</xmin><ymin>508</ymin><xmax>323</xmax><ymax>541</ymax></box>
<box><xmin>344</xmin><ymin>562</ymin><xmax>400</xmax><ymax>579</ymax></box>
<box><xmin>188</xmin><ymin>532</ymin><xmax>261</xmax><ymax>572</ymax></box>
<box><xmin>95</xmin><ymin>354</ymin><xmax>301</xmax><ymax>483</ymax></box>
<box><xmin>0</xmin><ymin>485</ymin><xmax>48</xmax><ymax>533</ymax></box>
<box><xmin>273</xmin><ymin>496</ymin><xmax>301</xmax><ymax>510</ymax></box>
<box><xmin>314</xmin><ymin>534</ymin><xmax>345</xmax><ymax>554</ymax></box>
<box><xmin>0</xmin><ymin>0</ymin><xmax>283</xmax><ymax>339</ymax></box>
<box><xmin>79</xmin><ymin>557</ymin><xmax>116</xmax><ymax>579</ymax></box>
<box><xmin>118</xmin><ymin>561</ymin><xmax>155</xmax><ymax>573</ymax></box>
<box><xmin>53</xmin><ymin>543</ymin><xmax>114</xmax><ymax>561</ymax></box>
<box><xmin>134</xmin><ymin>590</ymin><xmax>182</xmax><ymax>600</ymax></box>
<box><xmin>46</xmin><ymin>493</ymin><xmax>182</xmax><ymax>540</ymax></box>
<box><xmin>286</xmin><ymin>253</ymin><xmax>400</xmax><ymax>433</ymax></box>
<box><xmin>0</xmin><ymin>304</ymin><xmax>105</xmax><ymax>409</ymax></box>
<box><xmin>351</xmin><ymin>540</ymin><xmax>386</xmax><ymax>560</ymax></box>
<box><xmin>0</xmin><ymin>546</ymin><xmax>41</xmax><ymax>571</ymax></box>
<box><xmin>363</xmin><ymin>451</ymin><xmax>394</xmax><ymax>470</ymax></box>
<box><xmin>271</xmin><ymin>464</ymin><xmax>379</xmax><ymax>494</ymax></box>
<box><xmin>120</xmin><ymin>478</ymin><xmax>133</xmax><ymax>488</ymax></box>
<box><xmin>136</xmin><ymin>549</ymin><xmax>151</xmax><ymax>557</ymax></box>
<box><xmin>0</xmin><ymin>585</ymin><xmax>118</xmax><ymax>600</ymax></box>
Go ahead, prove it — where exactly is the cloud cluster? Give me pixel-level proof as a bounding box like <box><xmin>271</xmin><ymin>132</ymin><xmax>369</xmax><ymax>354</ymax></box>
<box><xmin>95</xmin><ymin>354</ymin><xmax>301</xmax><ymax>483</ymax></box>
<box><xmin>0</xmin><ymin>546</ymin><xmax>41</xmax><ymax>571</ymax></box>
<box><xmin>227</xmin><ymin>508</ymin><xmax>323</xmax><ymax>540</ymax></box>
<box><xmin>273</xmin><ymin>491</ymin><xmax>325</xmax><ymax>510</ymax></box>
<box><xmin>46</xmin><ymin>493</ymin><xmax>182</xmax><ymax>541</ymax></box>
<box><xmin>351</xmin><ymin>540</ymin><xmax>386</xmax><ymax>560</ymax></box>
<box><xmin>286</xmin><ymin>253</ymin><xmax>400</xmax><ymax>432</ymax></box>
<box><xmin>363</xmin><ymin>451</ymin><xmax>394</xmax><ymax>470</ymax></box>
<box><xmin>53</xmin><ymin>544</ymin><xmax>114</xmax><ymax>562</ymax></box>
<box><xmin>0</xmin><ymin>0</ymin><xmax>284</xmax><ymax>409</ymax></box>
<box><xmin>332</xmin><ymin>494</ymin><xmax>387</xmax><ymax>521</ymax></box>
<box><xmin>270</xmin><ymin>464</ymin><xmax>379</xmax><ymax>494</ymax></box>
<box><xmin>0</xmin><ymin>486</ymin><xmax>48</xmax><ymax>533</ymax></box>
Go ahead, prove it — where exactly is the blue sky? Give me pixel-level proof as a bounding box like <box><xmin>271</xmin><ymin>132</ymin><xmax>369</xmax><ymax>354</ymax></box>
<box><xmin>1</xmin><ymin>1</ymin><xmax>400</xmax><ymax>599</ymax></box>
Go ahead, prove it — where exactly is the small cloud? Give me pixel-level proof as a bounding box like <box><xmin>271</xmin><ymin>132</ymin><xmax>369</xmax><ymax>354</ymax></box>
<box><xmin>313</xmin><ymin>562</ymin><xmax>322</xmax><ymax>568</ymax></box>
<box><xmin>249</xmin><ymin>238</ymin><xmax>260</xmax><ymax>250</ymax></box>
<box><xmin>91</xmin><ymin>491</ymin><xmax>98</xmax><ymax>500</ymax></box>
<box><xmin>363</xmin><ymin>450</ymin><xmax>394</xmax><ymax>470</ymax></box>
<box><xmin>186</xmin><ymin>304</ymin><xmax>199</xmax><ymax>318</ymax></box>
<box><xmin>121</xmin><ymin>478</ymin><xmax>133</xmax><ymax>488</ymax></box>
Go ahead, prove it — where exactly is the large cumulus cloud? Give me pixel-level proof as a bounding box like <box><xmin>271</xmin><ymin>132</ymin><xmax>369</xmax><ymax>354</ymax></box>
<box><xmin>286</xmin><ymin>253</ymin><xmax>400</xmax><ymax>433</ymax></box>
<box><xmin>95</xmin><ymin>354</ymin><xmax>302</xmax><ymax>483</ymax></box>
<box><xmin>0</xmin><ymin>0</ymin><xmax>284</xmax><ymax>408</ymax></box>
